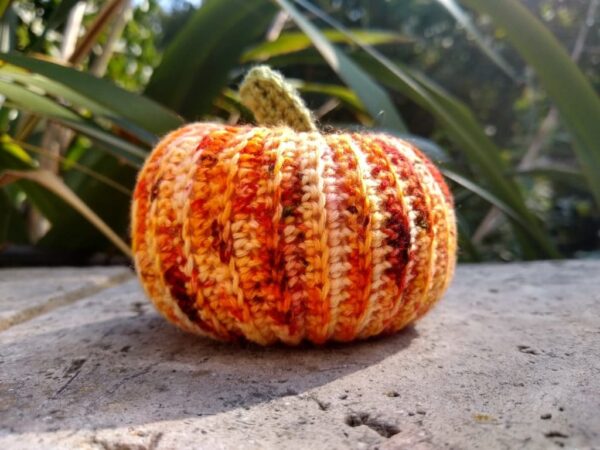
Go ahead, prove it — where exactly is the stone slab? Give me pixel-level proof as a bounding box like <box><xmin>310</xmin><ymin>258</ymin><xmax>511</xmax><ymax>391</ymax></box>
<box><xmin>0</xmin><ymin>266</ymin><xmax>132</xmax><ymax>332</ymax></box>
<box><xmin>0</xmin><ymin>261</ymin><xmax>599</xmax><ymax>449</ymax></box>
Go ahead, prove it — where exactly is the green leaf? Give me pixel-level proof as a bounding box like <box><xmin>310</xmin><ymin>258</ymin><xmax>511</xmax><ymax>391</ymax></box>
<box><xmin>0</xmin><ymin>64</ymin><xmax>157</xmax><ymax>146</ymax></box>
<box><xmin>0</xmin><ymin>136</ymin><xmax>65</xmax><ymax>225</ymax></box>
<box><xmin>0</xmin><ymin>169</ymin><xmax>131</xmax><ymax>256</ymax></box>
<box><xmin>0</xmin><ymin>52</ymin><xmax>183</xmax><ymax>136</ymax></box>
<box><xmin>455</xmin><ymin>210</ymin><xmax>481</xmax><ymax>262</ymax></box>
<box><xmin>442</xmin><ymin>168</ymin><xmax>559</xmax><ymax>260</ymax></box>
<box><xmin>290</xmin><ymin>80</ymin><xmax>365</xmax><ymax>112</ymax></box>
<box><xmin>0</xmin><ymin>187</ymin><xmax>28</xmax><ymax>245</ymax></box>
<box><xmin>0</xmin><ymin>136</ymin><xmax>133</xmax><ymax>253</ymax></box>
<box><xmin>41</xmin><ymin>148</ymin><xmax>135</xmax><ymax>252</ymax></box>
<box><xmin>242</xmin><ymin>29</ymin><xmax>409</xmax><ymax>62</ymax></box>
<box><xmin>145</xmin><ymin>0</ymin><xmax>277</xmax><ymax>119</ymax></box>
<box><xmin>0</xmin><ymin>78</ymin><xmax>147</xmax><ymax>165</ymax></box>
<box><xmin>272</xmin><ymin>0</ymin><xmax>408</xmax><ymax>132</ymax></box>
<box><xmin>443</xmin><ymin>169</ymin><xmax>530</xmax><ymax>231</ymax></box>
<box><xmin>460</xmin><ymin>0</ymin><xmax>600</xmax><ymax>210</ymax></box>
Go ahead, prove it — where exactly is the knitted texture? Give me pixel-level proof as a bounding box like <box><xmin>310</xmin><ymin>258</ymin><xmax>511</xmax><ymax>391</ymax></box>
<box><xmin>239</xmin><ymin>66</ymin><xmax>317</xmax><ymax>132</ymax></box>
<box><xmin>131</xmin><ymin>125</ymin><xmax>457</xmax><ymax>345</ymax></box>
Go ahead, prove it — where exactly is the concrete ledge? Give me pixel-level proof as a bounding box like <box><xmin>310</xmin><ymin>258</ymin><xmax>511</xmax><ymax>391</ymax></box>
<box><xmin>0</xmin><ymin>261</ymin><xmax>598</xmax><ymax>449</ymax></box>
<box><xmin>0</xmin><ymin>266</ymin><xmax>131</xmax><ymax>332</ymax></box>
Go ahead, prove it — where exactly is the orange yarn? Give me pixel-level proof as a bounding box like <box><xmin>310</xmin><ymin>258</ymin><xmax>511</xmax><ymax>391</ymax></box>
<box><xmin>131</xmin><ymin>67</ymin><xmax>456</xmax><ymax>345</ymax></box>
<box><xmin>131</xmin><ymin>125</ymin><xmax>456</xmax><ymax>345</ymax></box>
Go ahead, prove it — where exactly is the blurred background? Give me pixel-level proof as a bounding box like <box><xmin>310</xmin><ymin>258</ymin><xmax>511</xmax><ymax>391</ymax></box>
<box><xmin>0</xmin><ymin>0</ymin><xmax>598</xmax><ymax>266</ymax></box>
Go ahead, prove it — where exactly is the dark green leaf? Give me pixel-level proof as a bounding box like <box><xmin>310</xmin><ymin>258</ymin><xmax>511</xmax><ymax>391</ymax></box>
<box><xmin>0</xmin><ymin>52</ymin><xmax>183</xmax><ymax>136</ymax></box>
<box><xmin>0</xmin><ymin>187</ymin><xmax>28</xmax><ymax>245</ymax></box>
<box><xmin>0</xmin><ymin>79</ymin><xmax>147</xmax><ymax>165</ymax></box>
<box><xmin>273</xmin><ymin>0</ymin><xmax>408</xmax><ymax>132</ymax></box>
<box><xmin>145</xmin><ymin>0</ymin><xmax>276</xmax><ymax>119</ymax></box>
<box><xmin>41</xmin><ymin>149</ymin><xmax>135</xmax><ymax>252</ymax></box>
<box><xmin>516</xmin><ymin>167</ymin><xmax>587</xmax><ymax>191</ymax></box>
<box><xmin>0</xmin><ymin>0</ymin><xmax>13</xmax><ymax>20</ymax></box>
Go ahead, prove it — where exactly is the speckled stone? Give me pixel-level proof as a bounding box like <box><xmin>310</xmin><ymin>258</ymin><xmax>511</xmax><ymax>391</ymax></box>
<box><xmin>0</xmin><ymin>261</ymin><xmax>598</xmax><ymax>449</ymax></box>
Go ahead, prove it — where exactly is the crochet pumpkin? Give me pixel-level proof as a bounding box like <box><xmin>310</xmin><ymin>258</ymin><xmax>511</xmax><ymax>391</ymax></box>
<box><xmin>132</xmin><ymin>66</ymin><xmax>456</xmax><ymax>345</ymax></box>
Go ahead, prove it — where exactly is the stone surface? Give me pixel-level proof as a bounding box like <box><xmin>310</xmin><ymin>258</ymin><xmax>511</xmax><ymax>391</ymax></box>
<box><xmin>0</xmin><ymin>261</ymin><xmax>599</xmax><ymax>449</ymax></box>
<box><xmin>0</xmin><ymin>266</ymin><xmax>131</xmax><ymax>332</ymax></box>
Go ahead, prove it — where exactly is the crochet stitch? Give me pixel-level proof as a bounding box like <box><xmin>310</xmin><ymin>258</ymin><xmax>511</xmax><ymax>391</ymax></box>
<box><xmin>131</xmin><ymin>67</ymin><xmax>457</xmax><ymax>345</ymax></box>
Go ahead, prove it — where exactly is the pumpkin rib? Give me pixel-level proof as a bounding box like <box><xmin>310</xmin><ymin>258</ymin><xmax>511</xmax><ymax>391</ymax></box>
<box><xmin>413</xmin><ymin>149</ymin><xmax>458</xmax><ymax>298</ymax></box>
<box><xmin>276</xmin><ymin>133</ymin><xmax>310</xmax><ymax>343</ymax></box>
<box><xmin>346</xmin><ymin>134</ymin><xmax>389</xmax><ymax>338</ymax></box>
<box><xmin>321</xmin><ymin>134</ymin><xmax>354</xmax><ymax>340</ymax></box>
<box><xmin>368</xmin><ymin>135</ymin><xmax>418</xmax><ymax>333</ymax></box>
<box><xmin>407</xmin><ymin>144</ymin><xmax>456</xmax><ymax>318</ymax></box>
<box><xmin>132</xmin><ymin>127</ymin><xmax>178</xmax><ymax>327</ymax></box>
<box><xmin>399</xmin><ymin>141</ymin><xmax>450</xmax><ymax>319</ymax></box>
<box><xmin>177</xmin><ymin>127</ymin><xmax>236</xmax><ymax>339</ymax></box>
<box><xmin>186</xmin><ymin>127</ymin><xmax>247</xmax><ymax>338</ymax></box>
<box><xmin>207</xmin><ymin>128</ymin><xmax>274</xmax><ymax>344</ymax></box>
<box><xmin>294</xmin><ymin>131</ymin><xmax>332</xmax><ymax>344</ymax></box>
<box><xmin>228</xmin><ymin>128</ymin><xmax>282</xmax><ymax>344</ymax></box>
<box><xmin>158</xmin><ymin>126</ymin><xmax>224</xmax><ymax>338</ymax></box>
<box><xmin>144</xmin><ymin>124</ymin><xmax>219</xmax><ymax>335</ymax></box>
<box><xmin>375</xmin><ymin>135</ymin><xmax>437</xmax><ymax>333</ymax></box>
<box><xmin>260</xmin><ymin>129</ymin><xmax>311</xmax><ymax>344</ymax></box>
<box><xmin>315</xmin><ymin>132</ymin><xmax>335</xmax><ymax>343</ymax></box>
<box><xmin>353</xmin><ymin>134</ymin><xmax>411</xmax><ymax>339</ymax></box>
<box><xmin>323</xmin><ymin>134</ymin><xmax>369</xmax><ymax>342</ymax></box>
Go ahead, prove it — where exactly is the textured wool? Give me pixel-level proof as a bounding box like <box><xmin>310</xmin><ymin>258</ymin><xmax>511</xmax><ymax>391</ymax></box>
<box><xmin>131</xmin><ymin>125</ymin><xmax>457</xmax><ymax>345</ymax></box>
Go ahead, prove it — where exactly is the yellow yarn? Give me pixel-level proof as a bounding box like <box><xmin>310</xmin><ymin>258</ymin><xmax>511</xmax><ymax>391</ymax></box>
<box><xmin>240</xmin><ymin>65</ymin><xmax>317</xmax><ymax>132</ymax></box>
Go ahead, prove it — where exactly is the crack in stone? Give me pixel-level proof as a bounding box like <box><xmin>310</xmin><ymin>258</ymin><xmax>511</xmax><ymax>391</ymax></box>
<box><xmin>345</xmin><ymin>412</ymin><xmax>400</xmax><ymax>438</ymax></box>
<box><xmin>0</xmin><ymin>271</ymin><xmax>133</xmax><ymax>333</ymax></box>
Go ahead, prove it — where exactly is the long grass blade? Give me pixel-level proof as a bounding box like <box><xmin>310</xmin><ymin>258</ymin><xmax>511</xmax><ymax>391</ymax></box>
<box><xmin>0</xmin><ymin>53</ymin><xmax>183</xmax><ymax>136</ymax></box>
<box><xmin>433</xmin><ymin>0</ymin><xmax>519</xmax><ymax>81</ymax></box>
<box><xmin>273</xmin><ymin>0</ymin><xmax>408</xmax><ymax>132</ymax></box>
<box><xmin>0</xmin><ymin>79</ymin><xmax>147</xmax><ymax>165</ymax></box>
<box><xmin>0</xmin><ymin>169</ymin><xmax>131</xmax><ymax>256</ymax></box>
<box><xmin>16</xmin><ymin>140</ymin><xmax>132</xmax><ymax>196</ymax></box>
<box><xmin>243</xmin><ymin>29</ymin><xmax>409</xmax><ymax>62</ymax></box>
<box><xmin>460</xmin><ymin>0</ymin><xmax>600</xmax><ymax>210</ymax></box>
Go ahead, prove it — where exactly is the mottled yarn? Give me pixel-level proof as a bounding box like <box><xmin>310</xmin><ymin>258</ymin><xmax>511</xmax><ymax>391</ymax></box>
<box><xmin>131</xmin><ymin>67</ymin><xmax>457</xmax><ymax>345</ymax></box>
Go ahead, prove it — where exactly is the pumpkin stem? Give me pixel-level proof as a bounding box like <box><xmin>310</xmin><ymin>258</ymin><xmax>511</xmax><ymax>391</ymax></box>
<box><xmin>240</xmin><ymin>66</ymin><xmax>317</xmax><ymax>132</ymax></box>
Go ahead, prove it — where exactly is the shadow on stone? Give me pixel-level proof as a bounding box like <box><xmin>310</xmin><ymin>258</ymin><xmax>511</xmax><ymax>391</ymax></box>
<box><xmin>1</xmin><ymin>302</ymin><xmax>418</xmax><ymax>434</ymax></box>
